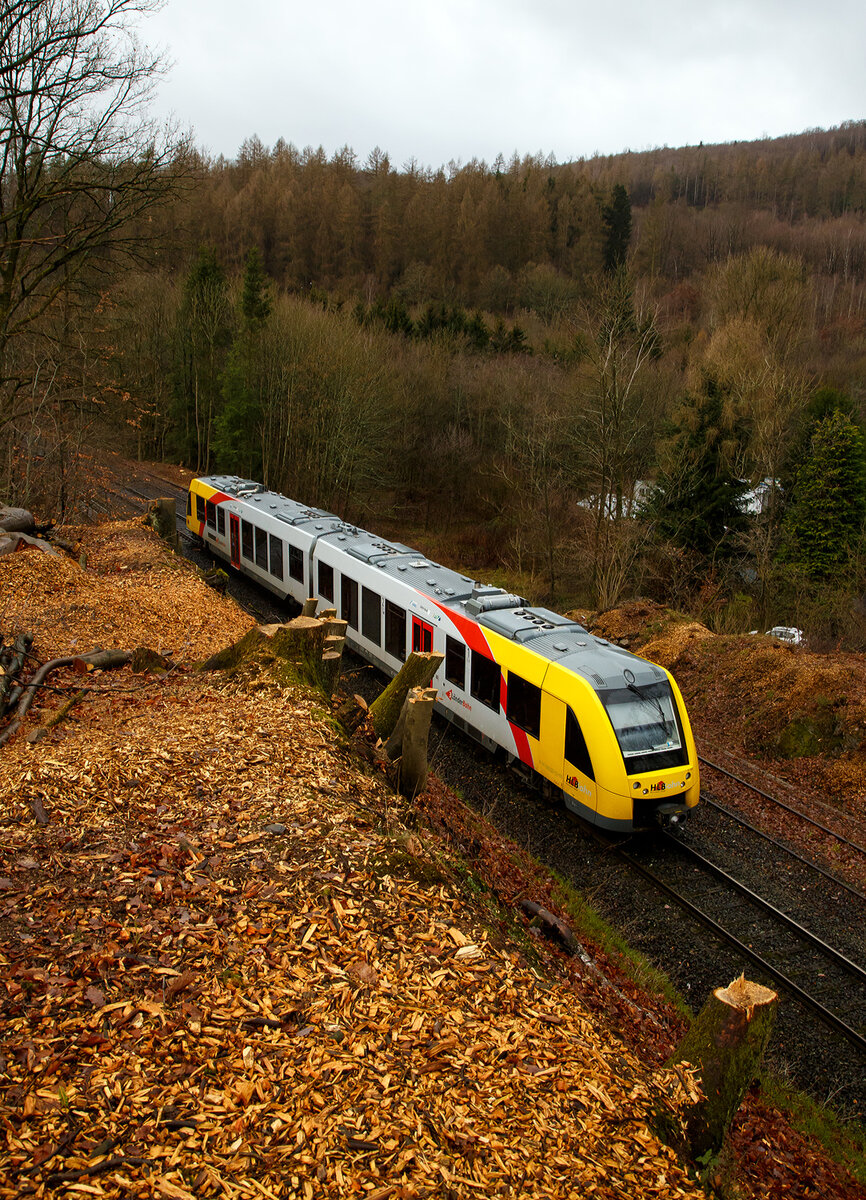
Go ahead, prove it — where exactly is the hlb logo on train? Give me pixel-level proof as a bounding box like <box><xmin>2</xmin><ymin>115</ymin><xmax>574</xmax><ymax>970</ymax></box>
<box><xmin>566</xmin><ymin>774</ymin><xmax>592</xmax><ymax>798</ymax></box>
<box><xmin>650</xmin><ymin>781</ymin><xmax>666</xmax><ymax>792</ymax></box>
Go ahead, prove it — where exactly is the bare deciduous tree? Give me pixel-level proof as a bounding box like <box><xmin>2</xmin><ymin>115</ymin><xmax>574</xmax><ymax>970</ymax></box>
<box><xmin>0</xmin><ymin>0</ymin><xmax>188</xmax><ymax>431</ymax></box>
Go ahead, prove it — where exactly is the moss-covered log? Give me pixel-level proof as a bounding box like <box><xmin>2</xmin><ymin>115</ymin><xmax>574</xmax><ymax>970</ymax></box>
<box><xmin>369</xmin><ymin>652</ymin><xmax>444</xmax><ymax>740</ymax></box>
<box><xmin>669</xmin><ymin>974</ymin><xmax>778</xmax><ymax>1160</ymax></box>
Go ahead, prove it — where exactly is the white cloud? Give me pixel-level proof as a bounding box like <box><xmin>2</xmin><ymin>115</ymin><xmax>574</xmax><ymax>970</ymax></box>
<box><xmin>146</xmin><ymin>0</ymin><xmax>866</xmax><ymax>165</ymax></box>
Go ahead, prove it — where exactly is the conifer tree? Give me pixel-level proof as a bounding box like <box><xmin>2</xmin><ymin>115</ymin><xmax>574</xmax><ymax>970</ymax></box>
<box><xmin>174</xmin><ymin>247</ymin><xmax>231</xmax><ymax>470</ymax></box>
<box><xmin>214</xmin><ymin>249</ymin><xmax>272</xmax><ymax>478</ymax></box>
<box><xmin>601</xmin><ymin>184</ymin><xmax>632</xmax><ymax>273</ymax></box>
<box><xmin>642</xmin><ymin>376</ymin><xmax>749</xmax><ymax>557</ymax></box>
<box><xmin>781</xmin><ymin>410</ymin><xmax>866</xmax><ymax>578</ymax></box>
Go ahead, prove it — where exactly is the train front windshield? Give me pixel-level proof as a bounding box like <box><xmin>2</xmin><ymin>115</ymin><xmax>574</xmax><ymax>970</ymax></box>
<box><xmin>602</xmin><ymin>681</ymin><xmax>687</xmax><ymax>774</ymax></box>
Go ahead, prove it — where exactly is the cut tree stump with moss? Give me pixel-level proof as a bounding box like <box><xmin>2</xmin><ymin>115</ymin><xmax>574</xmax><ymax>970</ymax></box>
<box><xmin>198</xmin><ymin>616</ymin><xmax>342</xmax><ymax>693</ymax></box>
<box><xmin>369</xmin><ymin>652</ymin><xmax>444</xmax><ymax>740</ymax></box>
<box><xmin>148</xmin><ymin>498</ymin><xmax>179</xmax><ymax>549</ymax></box>
<box><xmin>669</xmin><ymin>974</ymin><xmax>778</xmax><ymax>1160</ymax></box>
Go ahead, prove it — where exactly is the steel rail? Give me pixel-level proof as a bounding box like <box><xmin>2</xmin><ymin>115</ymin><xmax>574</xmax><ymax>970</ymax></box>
<box><xmin>699</xmin><ymin>754</ymin><xmax>866</xmax><ymax>856</ymax></box>
<box><xmin>614</xmin><ymin>844</ymin><xmax>866</xmax><ymax>1057</ymax></box>
<box><xmin>699</xmin><ymin>793</ymin><xmax>866</xmax><ymax>903</ymax></box>
<box><xmin>656</xmin><ymin>834</ymin><xmax>866</xmax><ymax>984</ymax></box>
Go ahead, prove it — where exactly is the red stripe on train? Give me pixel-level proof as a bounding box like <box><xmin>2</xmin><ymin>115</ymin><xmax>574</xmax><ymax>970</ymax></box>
<box><xmin>433</xmin><ymin>600</ymin><xmax>533</xmax><ymax>768</ymax></box>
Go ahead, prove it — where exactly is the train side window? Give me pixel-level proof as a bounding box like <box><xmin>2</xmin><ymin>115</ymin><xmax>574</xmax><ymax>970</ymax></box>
<box><xmin>470</xmin><ymin>651</ymin><xmax>500</xmax><ymax>712</ymax></box>
<box><xmin>362</xmin><ymin>587</ymin><xmax>381</xmax><ymax>645</ymax></box>
<box><xmin>206</xmin><ymin>500</ymin><xmax>216</xmax><ymax>529</ymax></box>
<box><xmin>384</xmin><ymin>600</ymin><xmax>406</xmax><ymax>661</ymax></box>
<box><xmin>289</xmin><ymin>544</ymin><xmax>303</xmax><ymax>583</ymax></box>
<box><xmin>195</xmin><ymin>494</ymin><xmax>206</xmax><ymax>522</ymax></box>
<box><xmin>254</xmin><ymin>526</ymin><xmax>268</xmax><ymax>570</ymax></box>
<box><xmin>506</xmin><ymin>672</ymin><xmax>541</xmax><ymax>739</ymax></box>
<box><xmin>241</xmin><ymin>519</ymin><xmax>254</xmax><ymax>561</ymax></box>
<box><xmin>186</xmin><ymin>491</ymin><xmax>191</xmax><ymax>517</ymax></box>
<box><xmin>565</xmin><ymin>708</ymin><xmax>595</xmax><ymax>781</ymax></box>
<box><xmin>445</xmin><ymin>637</ymin><xmax>465</xmax><ymax>689</ymax></box>
<box><xmin>341</xmin><ymin>575</ymin><xmax>359</xmax><ymax>630</ymax></box>
<box><xmin>269</xmin><ymin>535</ymin><xmax>283</xmax><ymax>580</ymax></box>
<box><xmin>217</xmin><ymin>507</ymin><xmax>225</xmax><ymax>535</ymax></box>
<box><xmin>318</xmin><ymin>561</ymin><xmax>334</xmax><ymax>601</ymax></box>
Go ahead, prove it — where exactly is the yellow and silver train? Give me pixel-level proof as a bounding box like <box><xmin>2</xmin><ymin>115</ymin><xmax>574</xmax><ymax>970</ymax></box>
<box><xmin>188</xmin><ymin>475</ymin><xmax>699</xmax><ymax>831</ymax></box>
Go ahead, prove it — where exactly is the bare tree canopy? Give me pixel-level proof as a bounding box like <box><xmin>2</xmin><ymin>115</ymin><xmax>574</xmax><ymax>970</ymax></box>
<box><xmin>0</xmin><ymin>0</ymin><xmax>188</xmax><ymax>423</ymax></box>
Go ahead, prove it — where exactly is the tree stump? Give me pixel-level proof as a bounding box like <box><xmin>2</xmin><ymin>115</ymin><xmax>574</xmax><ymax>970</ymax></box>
<box><xmin>199</xmin><ymin>617</ymin><xmax>339</xmax><ymax>694</ymax></box>
<box><xmin>369</xmin><ymin>651</ymin><xmax>444</xmax><ymax>740</ymax></box>
<box><xmin>149</xmin><ymin>498</ymin><xmax>179</xmax><ymax>549</ymax></box>
<box><xmin>320</xmin><ymin>635</ymin><xmax>346</xmax><ymax>698</ymax></box>
<box><xmin>337</xmin><ymin>693</ymin><xmax>368</xmax><ymax>734</ymax></box>
<box><xmin>302</xmin><ymin>598</ymin><xmax>318</xmax><ymax>617</ymax></box>
<box><xmin>384</xmin><ymin>686</ymin><xmax>435</xmax><ymax>759</ymax></box>
<box><xmin>396</xmin><ymin>688</ymin><xmax>436</xmax><ymax>797</ymax></box>
<box><xmin>669</xmin><ymin>974</ymin><xmax>778</xmax><ymax>1159</ymax></box>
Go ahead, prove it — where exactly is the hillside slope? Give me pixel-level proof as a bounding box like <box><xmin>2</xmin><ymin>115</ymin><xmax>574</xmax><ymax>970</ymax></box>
<box><xmin>0</xmin><ymin>523</ymin><xmax>863</xmax><ymax>1198</ymax></box>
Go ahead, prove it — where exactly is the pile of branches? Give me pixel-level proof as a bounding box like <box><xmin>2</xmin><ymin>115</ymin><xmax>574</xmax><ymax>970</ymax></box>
<box><xmin>0</xmin><ymin>634</ymin><xmax>131</xmax><ymax>750</ymax></box>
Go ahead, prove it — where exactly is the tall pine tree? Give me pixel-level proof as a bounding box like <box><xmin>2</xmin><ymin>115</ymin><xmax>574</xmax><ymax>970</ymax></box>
<box><xmin>781</xmin><ymin>410</ymin><xmax>866</xmax><ymax>578</ymax></box>
<box><xmin>214</xmin><ymin>248</ymin><xmax>272</xmax><ymax>479</ymax></box>
<box><xmin>642</xmin><ymin>375</ymin><xmax>749</xmax><ymax>557</ymax></box>
<box><xmin>601</xmin><ymin>184</ymin><xmax>632</xmax><ymax>273</ymax></box>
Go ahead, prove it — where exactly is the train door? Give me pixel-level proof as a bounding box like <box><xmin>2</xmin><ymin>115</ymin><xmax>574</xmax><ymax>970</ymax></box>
<box><xmin>535</xmin><ymin>691</ymin><xmax>566</xmax><ymax>789</ymax></box>
<box><xmin>229</xmin><ymin>514</ymin><xmax>240</xmax><ymax>568</ymax></box>
<box><xmin>411</xmin><ymin>616</ymin><xmax>434</xmax><ymax>654</ymax></box>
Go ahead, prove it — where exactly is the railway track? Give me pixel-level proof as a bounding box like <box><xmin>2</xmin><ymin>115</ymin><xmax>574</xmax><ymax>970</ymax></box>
<box><xmin>699</xmin><ymin>752</ymin><xmax>866</xmax><ymax>857</ymax></box>
<box><xmin>138</xmin><ymin>485</ymin><xmax>866</xmax><ymax>1108</ymax></box>
<box><xmin>615</xmin><ymin>831</ymin><xmax>866</xmax><ymax>1057</ymax></box>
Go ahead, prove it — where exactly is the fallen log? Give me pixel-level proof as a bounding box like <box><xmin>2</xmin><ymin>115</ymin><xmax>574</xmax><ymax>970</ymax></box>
<box><xmin>0</xmin><ymin>647</ymin><xmax>131</xmax><ymax>747</ymax></box>
<box><xmin>669</xmin><ymin>974</ymin><xmax>778</xmax><ymax>1160</ymax></box>
<box><xmin>0</xmin><ymin>531</ymin><xmax>60</xmax><ymax>557</ymax></box>
<box><xmin>369</xmin><ymin>651</ymin><xmax>444</xmax><ymax>740</ymax></box>
<box><xmin>519</xmin><ymin>899</ymin><xmax>581</xmax><ymax>955</ymax></box>
<box><xmin>72</xmin><ymin>649</ymin><xmax>133</xmax><ymax>673</ymax></box>
<box><xmin>0</xmin><ymin>633</ymin><xmax>33</xmax><ymax>713</ymax></box>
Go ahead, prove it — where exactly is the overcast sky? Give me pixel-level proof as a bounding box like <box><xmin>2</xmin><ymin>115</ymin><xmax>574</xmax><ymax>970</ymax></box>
<box><xmin>145</xmin><ymin>0</ymin><xmax>865</xmax><ymax>169</ymax></box>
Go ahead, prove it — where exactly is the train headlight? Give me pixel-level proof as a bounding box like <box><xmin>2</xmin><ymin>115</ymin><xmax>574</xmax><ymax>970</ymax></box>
<box><xmin>633</xmin><ymin>782</ymin><xmax>640</xmax><ymax>790</ymax></box>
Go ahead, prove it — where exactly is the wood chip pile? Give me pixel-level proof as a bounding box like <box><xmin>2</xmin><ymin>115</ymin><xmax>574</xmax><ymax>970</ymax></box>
<box><xmin>1</xmin><ymin>521</ymin><xmax>254</xmax><ymax>663</ymax></box>
<box><xmin>0</xmin><ymin>525</ymin><xmax>707</xmax><ymax>1198</ymax></box>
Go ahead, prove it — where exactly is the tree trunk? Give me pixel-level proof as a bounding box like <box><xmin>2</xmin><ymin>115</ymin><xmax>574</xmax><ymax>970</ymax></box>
<box><xmin>337</xmin><ymin>693</ymin><xmax>368</xmax><ymax>734</ymax></box>
<box><xmin>149</xmin><ymin>498</ymin><xmax>179</xmax><ymax>549</ymax></box>
<box><xmin>384</xmin><ymin>686</ymin><xmax>435</xmax><ymax>760</ymax></box>
<box><xmin>369</xmin><ymin>652</ymin><xmax>444</xmax><ymax>740</ymax></box>
<box><xmin>669</xmin><ymin>975</ymin><xmax>778</xmax><ymax>1159</ymax></box>
<box><xmin>0</xmin><ymin>632</ymin><xmax>33</xmax><ymax>712</ymax></box>
<box><xmin>396</xmin><ymin>688</ymin><xmax>436</xmax><ymax>798</ymax></box>
<box><xmin>302</xmin><ymin>597</ymin><xmax>318</xmax><ymax>617</ymax></box>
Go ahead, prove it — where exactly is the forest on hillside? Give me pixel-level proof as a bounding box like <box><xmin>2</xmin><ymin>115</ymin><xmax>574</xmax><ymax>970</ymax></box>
<box><xmin>4</xmin><ymin>4</ymin><xmax>866</xmax><ymax>645</ymax></box>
